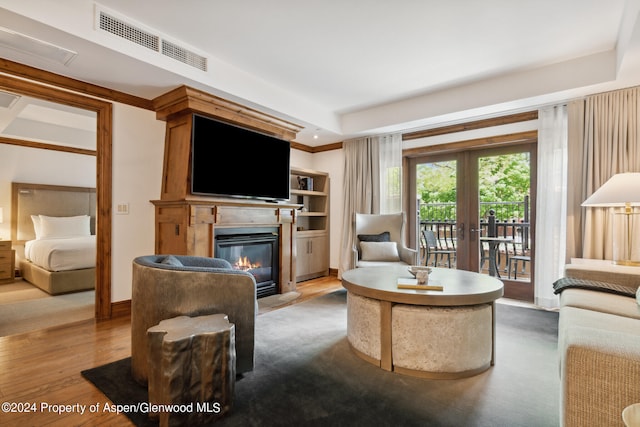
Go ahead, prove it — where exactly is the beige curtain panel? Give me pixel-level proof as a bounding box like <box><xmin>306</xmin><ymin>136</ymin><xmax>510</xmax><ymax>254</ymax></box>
<box><xmin>339</xmin><ymin>137</ymin><xmax>380</xmax><ymax>275</ymax></box>
<box><xmin>567</xmin><ymin>86</ymin><xmax>640</xmax><ymax>260</ymax></box>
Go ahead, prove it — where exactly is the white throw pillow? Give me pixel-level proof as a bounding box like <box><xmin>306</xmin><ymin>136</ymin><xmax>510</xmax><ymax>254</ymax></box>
<box><xmin>360</xmin><ymin>241</ymin><xmax>400</xmax><ymax>262</ymax></box>
<box><xmin>39</xmin><ymin>215</ymin><xmax>91</xmax><ymax>239</ymax></box>
<box><xmin>637</xmin><ymin>286</ymin><xmax>640</xmax><ymax>306</ymax></box>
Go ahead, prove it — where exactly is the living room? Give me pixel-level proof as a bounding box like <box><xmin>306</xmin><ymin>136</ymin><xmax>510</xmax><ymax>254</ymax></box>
<box><xmin>1</xmin><ymin>1</ymin><xmax>640</xmax><ymax>426</ymax></box>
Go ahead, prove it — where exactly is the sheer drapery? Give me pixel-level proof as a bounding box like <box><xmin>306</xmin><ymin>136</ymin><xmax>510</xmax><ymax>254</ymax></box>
<box><xmin>535</xmin><ymin>105</ymin><xmax>567</xmax><ymax>308</ymax></box>
<box><xmin>339</xmin><ymin>137</ymin><xmax>380</xmax><ymax>276</ymax></box>
<box><xmin>379</xmin><ymin>133</ymin><xmax>403</xmax><ymax>214</ymax></box>
<box><xmin>575</xmin><ymin>87</ymin><xmax>640</xmax><ymax>260</ymax></box>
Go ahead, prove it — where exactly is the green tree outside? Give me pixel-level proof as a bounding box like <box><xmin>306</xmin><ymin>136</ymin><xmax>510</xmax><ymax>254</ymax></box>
<box><xmin>417</xmin><ymin>153</ymin><xmax>530</xmax><ymax>220</ymax></box>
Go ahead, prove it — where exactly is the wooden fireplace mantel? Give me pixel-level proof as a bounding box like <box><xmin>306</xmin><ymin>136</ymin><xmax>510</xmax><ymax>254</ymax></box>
<box><xmin>151</xmin><ymin>86</ymin><xmax>305</xmax><ymax>293</ymax></box>
<box><xmin>152</xmin><ymin>85</ymin><xmax>303</xmax><ymax>202</ymax></box>
<box><xmin>151</xmin><ymin>198</ymin><xmax>299</xmax><ymax>293</ymax></box>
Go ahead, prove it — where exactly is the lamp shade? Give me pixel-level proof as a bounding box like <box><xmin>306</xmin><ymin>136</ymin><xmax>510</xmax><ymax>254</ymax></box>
<box><xmin>582</xmin><ymin>173</ymin><xmax>640</xmax><ymax>207</ymax></box>
<box><xmin>0</xmin><ymin>207</ymin><xmax>3</xmax><ymax>224</ymax></box>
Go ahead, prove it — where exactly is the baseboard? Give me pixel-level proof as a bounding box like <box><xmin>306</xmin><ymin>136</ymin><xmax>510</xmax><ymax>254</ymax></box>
<box><xmin>111</xmin><ymin>299</ymin><xmax>131</xmax><ymax>318</ymax></box>
<box><xmin>329</xmin><ymin>268</ymin><xmax>338</xmax><ymax>276</ymax></box>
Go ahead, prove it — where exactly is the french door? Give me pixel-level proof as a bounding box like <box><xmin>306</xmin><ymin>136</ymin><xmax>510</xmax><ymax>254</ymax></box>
<box><xmin>407</xmin><ymin>143</ymin><xmax>536</xmax><ymax>301</ymax></box>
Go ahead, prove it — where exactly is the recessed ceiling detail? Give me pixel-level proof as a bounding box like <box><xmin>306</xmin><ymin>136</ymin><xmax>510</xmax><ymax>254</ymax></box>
<box><xmin>96</xmin><ymin>6</ymin><xmax>208</xmax><ymax>72</ymax></box>
<box><xmin>0</xmin><ymin>26</ymin><xmax>77</xmax><ymax>66</ymax></box>
<box><xmin>0</xmin><ymin>91</ymin><xmax>20</xmax><ymax>109</ymax></box>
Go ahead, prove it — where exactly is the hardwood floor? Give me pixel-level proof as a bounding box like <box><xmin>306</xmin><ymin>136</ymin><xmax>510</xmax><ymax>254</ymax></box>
<box><xmin>0</xmin><ymin>276</ymin><xmax>343</xmax><ymax>426</ymax></box>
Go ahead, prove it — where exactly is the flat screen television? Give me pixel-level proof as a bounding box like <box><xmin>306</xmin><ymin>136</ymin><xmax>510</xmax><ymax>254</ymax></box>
<box><xmin>190</xmin><ymin>114</ymin><xmax>291</xmax><ymax>201</ymax></box>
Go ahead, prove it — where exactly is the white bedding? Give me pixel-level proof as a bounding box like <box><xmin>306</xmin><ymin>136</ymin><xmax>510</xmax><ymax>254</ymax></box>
<box><xmin>25</xmin><ymin>236</ymin><xmax>96</xmax><ymax>272</ymax></box>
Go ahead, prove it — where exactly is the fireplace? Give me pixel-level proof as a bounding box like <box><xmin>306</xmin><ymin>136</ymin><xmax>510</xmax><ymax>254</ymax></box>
<box><xmin>214</xmin><ymin>227</ymin><xmax>279</xmax><ymax>298</ymax></box>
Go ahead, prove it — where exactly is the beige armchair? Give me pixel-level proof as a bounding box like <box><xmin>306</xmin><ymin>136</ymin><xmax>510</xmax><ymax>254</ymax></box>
<box><xmin>131</xmin><ymin>255</ymin><xmax>257</xmax><ymax>385</ymax></box>
<box><xmin>352</xmin><ymin>212</ymin><xmax>418</xmax><ymax>268</ymax></box>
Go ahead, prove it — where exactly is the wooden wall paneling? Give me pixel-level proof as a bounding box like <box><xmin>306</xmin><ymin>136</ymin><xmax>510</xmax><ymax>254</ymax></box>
<box><xmin>161</xmin><ymin>114</ymin><xmax>193</xmax><ymax>200</ymax></box>
<box><xmin>155</xmin><ymin>204</ymin><xmax>188</xmax><ymax>255</ymax></box>
<box><xmin>189</xmin><ymin>205</ymin><xmax>216</xmax><ymax>257</ymax></box>
<box><xmin>278</xmin><ymin>208</ymin><xmax>296</xmax><ymax>292</ymax></box>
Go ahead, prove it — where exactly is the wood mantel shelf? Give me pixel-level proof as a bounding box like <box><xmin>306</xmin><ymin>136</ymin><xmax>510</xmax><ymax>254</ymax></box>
<box><xmin>152</xmin><ymin>197</ymin><xmax>301</xmax><ymax>210</ymax></box>
<box><xmin>151</xmin><ymin>198</ymin><xmax>300</xmax><ymax>293</ymax></box>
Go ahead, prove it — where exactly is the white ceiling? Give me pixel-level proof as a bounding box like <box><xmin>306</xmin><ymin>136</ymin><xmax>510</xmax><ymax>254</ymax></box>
<box><xmin>1</xmin><ymin>0</ymin><xmax>640</xmax><ymax>146</ymax></box>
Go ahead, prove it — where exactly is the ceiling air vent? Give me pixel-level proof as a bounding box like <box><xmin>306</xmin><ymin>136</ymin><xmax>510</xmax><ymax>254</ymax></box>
<box><xmin>95</xmin><ymin>5</ymin><xmax>207</xmax><ymax>72</ymax></box>
<box><xmin>162</xmin><ymin>40</ymin><xmax>207</xmax><ymax>71</ymax></box>
<box><xmin>98</xmin><ymin>10</ymin><xmax>159</xmax><ymax>52</ymax></box>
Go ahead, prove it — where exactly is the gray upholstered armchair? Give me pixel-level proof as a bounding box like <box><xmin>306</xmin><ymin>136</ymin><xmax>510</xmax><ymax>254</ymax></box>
<box><xmin>352</xmin><ymin>212</ymin><xmax>418</xmax><ymax>268</ymax></box>
<box><xmin>131</xmin><ymin>255</ymin><xmax>257</xmax><ymax>385</ymax></box>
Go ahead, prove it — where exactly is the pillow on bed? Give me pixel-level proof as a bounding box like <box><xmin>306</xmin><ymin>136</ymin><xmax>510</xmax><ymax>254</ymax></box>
<box><xmin>38</xmin><ymin>215</ymin><xmax>91</xmax><ymax>239</ymax></box>
<box><xmin>31</xmin><ymin>215</ymin><xmax>43</xmax><ymax>240</ymax></box>
<box><xmin>360</xmin><ymin>241</ymin><xmax>400</xmax><ymax>262</ymax></box>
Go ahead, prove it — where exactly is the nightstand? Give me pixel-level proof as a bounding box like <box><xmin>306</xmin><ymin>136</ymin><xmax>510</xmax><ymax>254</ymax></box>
<box><xmin>0</xmin><ymin>240</ymin><xmax>15</xmax><ymax>284</ymax></box>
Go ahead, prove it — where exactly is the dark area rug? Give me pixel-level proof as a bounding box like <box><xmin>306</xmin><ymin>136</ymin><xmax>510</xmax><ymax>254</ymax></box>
<box><xmin>82</xmin><ymin>290</ymin><xmax>560</xmax><ymax>427</ymax></box>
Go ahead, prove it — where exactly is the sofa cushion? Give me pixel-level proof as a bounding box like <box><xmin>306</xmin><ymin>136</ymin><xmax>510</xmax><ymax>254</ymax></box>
<box><xmin>356</xmin><ymin>260</ymin><xmax>408</xmax><ymax>268</ymax></box>
<box><xmin>360</xmin><ymin>241</ymin><xmax>400</xmax><ymax>262</ymax></box>
<box><xmin>559</xmin><ymin>318</ymin><xmax>640</xmax><ymax>427</ymax></box>
<box><xmin>558</xmin><ymin>306</ymin><xmax>640</xmax><ymax>367</ymax></box>
<box><xmin>637</xmin><ymin>286</ymin><xmax>640</xmax><ymax>306</ymax></box>
<box><xmin>560</xmin><ymin>288</ymin><xmax>640</xmax><ymax>320</ymax></box>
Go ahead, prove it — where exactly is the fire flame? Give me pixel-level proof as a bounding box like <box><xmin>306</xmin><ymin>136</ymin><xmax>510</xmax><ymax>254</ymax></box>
<box><xmin>234</xmin><ymin>256</ymin><xmax>261</xmax><ymax>271</ymax></box>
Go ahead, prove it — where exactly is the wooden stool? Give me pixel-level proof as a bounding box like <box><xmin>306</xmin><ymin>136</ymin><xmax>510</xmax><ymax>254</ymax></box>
<box><xmin>147</xmin><ymin>314</ymin><xmax>236</xmax><ymax>427</ymax></box>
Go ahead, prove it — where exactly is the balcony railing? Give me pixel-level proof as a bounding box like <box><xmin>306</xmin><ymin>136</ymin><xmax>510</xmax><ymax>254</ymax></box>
<box><xmin>418</xmin><ymin>197</ymin><xmax>531</xmax><ymax>279</ymax></box>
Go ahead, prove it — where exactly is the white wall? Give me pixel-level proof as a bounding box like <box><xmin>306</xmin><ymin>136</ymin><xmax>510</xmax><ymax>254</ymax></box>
<box><xmin>110</xmin><ymin>103</ymin><xmax>165</xmax><ymax>301</ymax></box>
<box><xmin>289</xmin><ymin>148</ymin><xmax>313</xmax><ymax>170</ymax></box>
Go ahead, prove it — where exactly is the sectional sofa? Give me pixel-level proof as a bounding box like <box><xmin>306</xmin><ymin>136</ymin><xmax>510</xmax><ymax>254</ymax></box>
<box><xmin>556</xmin><ymin>260</ymin><xmax>640</xmax><ymax>427</ymax></box>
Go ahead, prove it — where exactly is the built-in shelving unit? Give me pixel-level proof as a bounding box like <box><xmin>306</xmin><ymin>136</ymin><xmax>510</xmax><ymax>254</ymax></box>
<box><xmin>290</xmin><ymin>167</ymin><xmax>329</xmax><ymax>282</ymax></box>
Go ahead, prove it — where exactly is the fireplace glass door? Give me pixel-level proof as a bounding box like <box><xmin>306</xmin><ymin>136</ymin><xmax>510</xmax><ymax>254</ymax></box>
<box><xmin>215</xmin><ymin>228</ymin><xmax>279</xmax><ymax>298</ymax></box>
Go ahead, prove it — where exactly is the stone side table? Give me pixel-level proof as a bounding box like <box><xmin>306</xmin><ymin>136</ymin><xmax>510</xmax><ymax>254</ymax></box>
<box><xmin>147</xmin><ymin>314</ymin><xmax>236</xmax><ymax>427</ymax></box>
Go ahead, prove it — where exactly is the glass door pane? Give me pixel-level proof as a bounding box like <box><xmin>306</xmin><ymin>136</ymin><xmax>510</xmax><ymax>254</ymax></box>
<box><xmin>416</xmin><ymin>158</ymin><xmax>458</xmax><ymax>269</ymax></box>
<box><xmin>477</xmin><ymin>152</ymin><xmax>532</xmax><ymax>284</ymax></box>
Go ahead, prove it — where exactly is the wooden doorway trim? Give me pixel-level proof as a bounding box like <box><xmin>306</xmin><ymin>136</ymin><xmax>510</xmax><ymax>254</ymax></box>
<box><xmin>0</xmin><ymin>74</ymin><xmax>112</xmax><ymax>320</ymax></box>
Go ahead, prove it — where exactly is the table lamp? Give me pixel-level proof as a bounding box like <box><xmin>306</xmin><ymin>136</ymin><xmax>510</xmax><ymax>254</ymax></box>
<box><xmin>582</xmin><ymin>173</ymin><xmax>640</xmax><ymax>266</ymax></box>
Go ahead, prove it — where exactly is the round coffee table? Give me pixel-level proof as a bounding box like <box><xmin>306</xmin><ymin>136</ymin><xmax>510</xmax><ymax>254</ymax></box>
<box><xmin>341</xmin><ymin>265</ymin><xmax>504</xmax><ymax>379</ymax></box>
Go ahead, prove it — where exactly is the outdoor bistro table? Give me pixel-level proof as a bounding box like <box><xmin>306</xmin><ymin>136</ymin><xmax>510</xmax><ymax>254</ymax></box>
<box><xmin>480</xmin><ymin>236</ymin><xmax>514</xmax><ymax>278</ymax></box>
<box><xmin>341</xmin><ymin>265</ymin><xmax>504</xmax><ymax>379</ymax></box>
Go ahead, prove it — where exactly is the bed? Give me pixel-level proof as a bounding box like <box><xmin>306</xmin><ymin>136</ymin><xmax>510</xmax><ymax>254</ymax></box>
<box><xmin>11</xmin><ymin>182</ymin><xmax>96</xmax><ymax>295</ymax></box>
